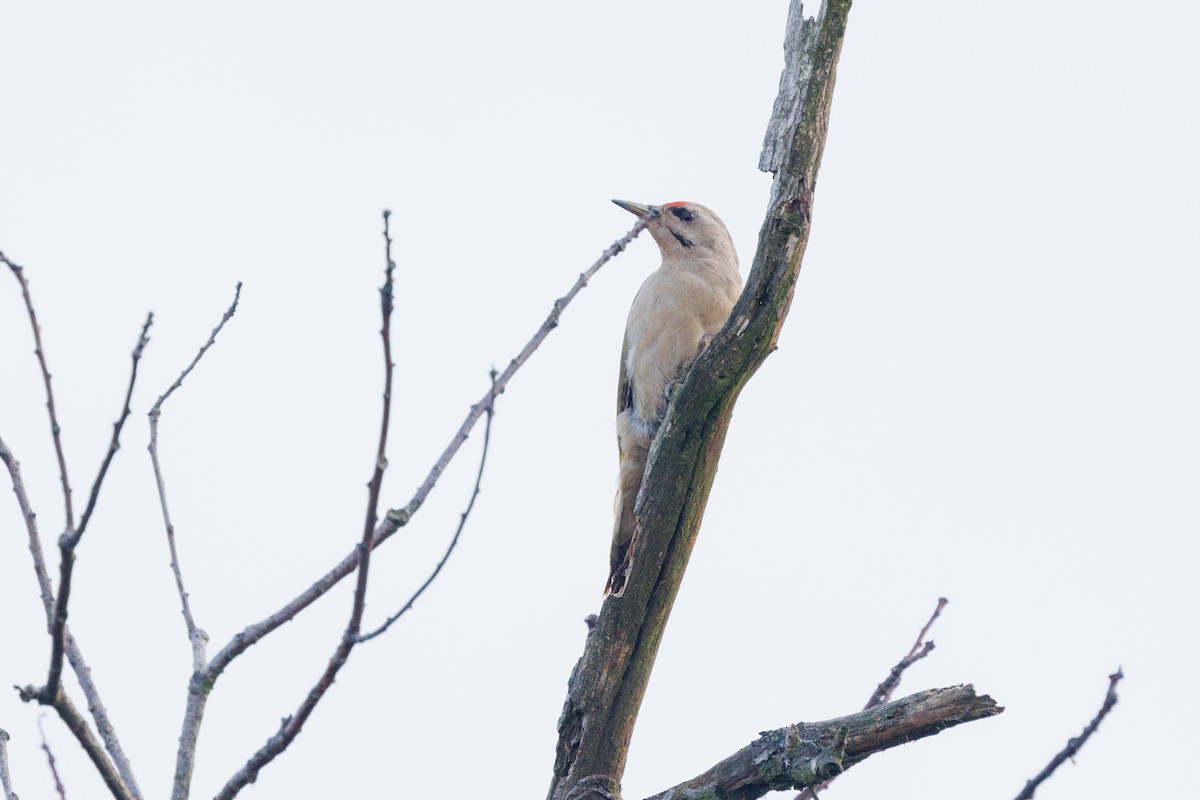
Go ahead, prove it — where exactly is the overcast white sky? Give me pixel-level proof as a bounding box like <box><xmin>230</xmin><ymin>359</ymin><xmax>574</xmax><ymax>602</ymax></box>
<box><xmin>2</xmin><ymin>1</ymin><xmax>1197</xmax><ymax>798</ymax></box>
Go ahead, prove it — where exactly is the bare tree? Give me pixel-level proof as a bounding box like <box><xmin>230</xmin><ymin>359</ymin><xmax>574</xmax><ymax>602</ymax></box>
<box><xmin>0</xmin><ymin>2</ymin><xmax>1121</xmax><ymax>799</ymax></box>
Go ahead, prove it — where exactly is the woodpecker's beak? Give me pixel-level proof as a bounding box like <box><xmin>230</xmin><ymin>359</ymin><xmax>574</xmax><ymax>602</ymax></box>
<box><xmin>612</xmin><ymin>199</ymin><xmax>654</xmax><ymax>218</ymax></box>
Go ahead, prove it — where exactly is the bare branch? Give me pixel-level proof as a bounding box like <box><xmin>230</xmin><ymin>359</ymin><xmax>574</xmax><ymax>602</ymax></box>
<box><xmin>211</xmin><ymin>210</ymin><xmax>399</xmax><ymax>800</ymax></box>
<box><xmin>0</xmin><ymin>729</ymin><xmax>16</xmax><ymax>800</ymax></box>
<box><xmin>866</xmin><ymin>596</ymin><xmax>947</xmax><ymax>710</ymax></box>
<box><xmin>645</xmin><ymin>685</ymin><xmax>1002</xmax><ymax>800</ymax></box>
<box><xmin>356</xmin><ymin>207</ymin><xmax>400</xmax><ymax>615</ymax></box>
<box><xmin>143</xmin><ymin>284</ymin><xmax>243</xmax><ymax>800</ymax></box>
<box><xmin>3</xmin><ymin>310</ymin><xmax>145</xmax><ymax>799</ymax></box>
<box><xmin>38</xmin><ymin>717</ymin><xmax>67</xmax><ymax>800</ymax></box>
<box><xmin>150</xmin><ymin>285</ymin><xmax>243</xmax><ymax>668</ymax></box>
<box><xmin>390</xmin><ymin>209</ymin><xmax>658</xmax><ymax>527</ymax></box>
<box><xmin>61</xmin><ymin>636</ymin><xmax>142</xmax><ymax>800</ymax></box>
<box><xmin>0</xmin><ymin>434</ymin><xmax>56</xmax><ymax>616</ymax></box>
<box><xmin>2</xmin><ymin>250</ymin><xmax>75</xmax><ymax>530</ymax></box>
<box><xmin>76</xmin><ymin>313</ymin><xmax>153</xmax><ymax>539</ymax></box>
<box><xmin>358</xmin><ymin>367</ymin><xmax>498</xmax><ymax>643</ymax></box>
<box><xmin>13</xmin><ymin>688</ymin><xmax>134</xmax><ymax>800</ymax></box>
<box><xmin>150</xmin><ymin>282</ymin><xmax>243</xmax><ymax>417</ymax></box>
<box><xmin>203</xmin><ymin>212</ymin><xmax>654</xmax><ymax>681</ymax></box>
<box><xmin>796</xmin><ymin>596</ymin><xmax>948</xmax><ymax>800</ymax></box>
<box><xmin>1014</xmin><ymin>669</ymin><xmax>1124</xmax><ymax>800</ymax></box>
<box><xmin>45</xmin><ymin>316</ymin><xmax>154</xmax><ymax>705</ymax></box>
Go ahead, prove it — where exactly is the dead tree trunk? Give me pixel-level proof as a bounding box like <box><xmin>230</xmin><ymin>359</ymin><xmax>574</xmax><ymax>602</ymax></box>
<box><xmin>545</xmin><ymin>3</ymin><xmax>1001</xmax><ymax>798</ymax></box>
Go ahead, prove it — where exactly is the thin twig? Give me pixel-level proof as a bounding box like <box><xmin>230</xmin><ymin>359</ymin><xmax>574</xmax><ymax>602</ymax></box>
<box><xmin>150</xmin><ymin>284</ymin><xmax>243</xmax><ymax>415</ymax></box>
<box><xmin>2</xmin><ymin>250</ymin><xmax>74</xmax><ymax>530</ymax></box>
<box><xmin>358</xmin><ymin>366</ymin><xmax>498</xmax><ymax>643</ymax></box>
<box><xmin>796</xmin><ymin>597</ymin><xmax>948</xmax><ymax>800</ymax></box>
<box><xmin>0</xmin><ymin>434</ymin><xmax>56</xmax><ymax>614</ymax></box>
<box><xmin>212</xmin><ymin>210</ymin><xmax>399</xmax><ymax>800</ymax></box>
<box><xmin>866</xmin><ymin>596</ymin><xmax>947</xmax><ymax>709</ymax></box>
<box><xmin>203</xmin><ymin>211</ymin><xmax>655</xmax><ymax>681</ymax></box>
<box><xmin>150</xmin><ymin>285</ymin><xmax>242</xmax><ymax>670</ymax></box>
<box><xmin>148</xmin><ymin>285</ymin><xmax>242</xmax><ymax>800</ymax></box>
<box><xmin>0</xmin><ymin>729</ymin><xmax>16</xmax><ymax>800</ymax></box>
<box><xmin>1014</xmin><ymin>669</ymin><xmax>1124</xmax><ymax>800</ymax></box>
<box><xmin>45</xmin><ymin>314</ymin><xmax>153</xmax><ymax>697</ymax></box>
<box><xmin>76</xmin><ymin>312</ymin><xmax>153</xmax><ymax>539</ymax></box>
<box><xmin>394</xmin><ymin>208</ymin><xmax>659</xmax><ymax>526</ymax></box>
<box><xmin>38</xmin><ymin>717</ymin><xmax>67</xmax><ymax>800</ymax></box>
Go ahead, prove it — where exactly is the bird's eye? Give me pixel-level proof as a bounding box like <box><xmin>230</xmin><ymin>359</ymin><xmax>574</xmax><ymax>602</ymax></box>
<box><xmin>670</xmin><ymin>206</ymin><xmax>696</xmax><ymax>223</ymax></box>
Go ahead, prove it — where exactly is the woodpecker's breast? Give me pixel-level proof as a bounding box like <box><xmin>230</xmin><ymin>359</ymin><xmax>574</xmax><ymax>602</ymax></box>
<box><xmin>623</xmin><ymin>266</ymin><xmax>740</xmax><ymax>424</ymax></box>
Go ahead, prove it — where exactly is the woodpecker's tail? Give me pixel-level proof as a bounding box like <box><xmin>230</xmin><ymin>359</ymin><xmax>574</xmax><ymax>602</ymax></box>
<box><xmin>608</xmin><ymin>414</ymin><xmax>652</xmax><ymax>594</ymax></box>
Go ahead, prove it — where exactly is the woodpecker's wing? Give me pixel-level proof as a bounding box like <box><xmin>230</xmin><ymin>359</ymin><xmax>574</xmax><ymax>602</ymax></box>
<box><xmin>617</xmin><ymin>334</ymin><xmax>633</xmax><ymax>416</ymax></box>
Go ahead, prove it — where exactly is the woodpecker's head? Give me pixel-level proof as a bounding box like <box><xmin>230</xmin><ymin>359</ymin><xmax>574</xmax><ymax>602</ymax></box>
<box><xmin>612</xmin><ymin>199</ymin><xmax>739</xmax><ymax>269</ymax></box>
